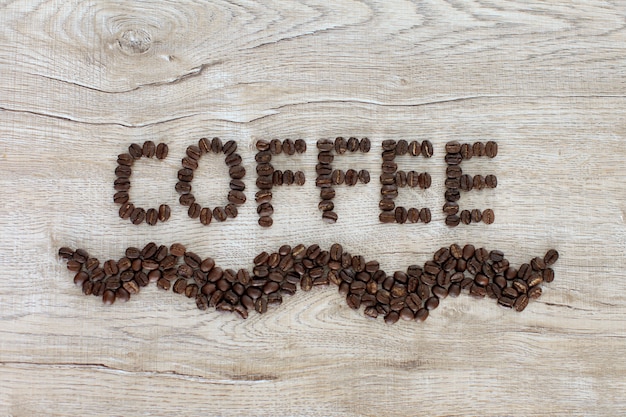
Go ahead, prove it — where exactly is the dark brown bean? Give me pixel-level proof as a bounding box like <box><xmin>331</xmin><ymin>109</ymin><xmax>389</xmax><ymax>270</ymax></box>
<box><xmin>482</xmin><ymin>209</ymin><xmax>495</xmax><ymax>224</ymax></box>
<box><xmin>485</xmin><ymin>141</ymin><xmax>498</xmax><ymax>158</ymax></box>
<box><xmin>421</xmin><ymin>140</ymin><xmax>433</xmax><ymax>158</ymax></box>
<box><xmin>295</xmin><ymin>139</ymin><xmax>307</xmax><ymax>153</ymax></box>
<box><xmin>130</xmin><ymin>207</ymin><xmax>146</xmax><ymax>225</ymax></box>
<box><xmin>142</xmin><ymin>141</ymin><xmax>156</xmax><ymax>158</ymax></box>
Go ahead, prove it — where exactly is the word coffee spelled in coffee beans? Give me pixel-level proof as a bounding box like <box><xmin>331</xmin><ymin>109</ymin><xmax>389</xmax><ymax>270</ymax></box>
<box><xmin>114</xmin><ymin>141</ymin><xmax>171</xmax><ymax>225</ymax></box>
<box><xmin>59</xmin><ymin>243</ymin><xmax>557</xmax><ymax>323</ymax></box>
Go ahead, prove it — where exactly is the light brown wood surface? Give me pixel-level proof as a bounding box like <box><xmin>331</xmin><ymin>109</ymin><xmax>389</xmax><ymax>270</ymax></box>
<box><xmin>1</xmin><ymin>1</ymin><xmax>625</xmax><ymax>416</ymax></box>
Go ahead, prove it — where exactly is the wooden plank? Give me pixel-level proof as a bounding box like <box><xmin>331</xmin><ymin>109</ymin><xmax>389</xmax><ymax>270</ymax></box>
<box><xmin>1</xmin><ymin>1</ymin><xmax>625</xmax><ymax>416</ymax></box>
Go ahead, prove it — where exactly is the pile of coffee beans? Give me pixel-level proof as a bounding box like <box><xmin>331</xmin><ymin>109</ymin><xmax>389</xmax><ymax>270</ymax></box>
<box><xmin>114</xmin><ymin>141</ymin><xmax>172</xmax><ymax>225</ymax></box>
<box><xmin>378</xmin><ymin>139</ymin><xmax>433</xmax><ymax>224</ymax></box>
<box><xmin>315</xmin><ymin>137</ymin><xmax>371</xmax><ymax>224</ymax></box>
<box><xmin>177</xmin><ymin>137</ymin><xmax>246</xmax><ymax>225</ymax></box>
<box><xmin>59</xmin><ymin>243</ymin><xmax>558</xmax><ymax>323</ymax></box>
<box><xmin>255</xmin><ymin>139</ymin><xmax>307</xmax><ymax>227</ymax></box>
<box><xmin>444</xmin><ymin>141</ymin><xmax>497</xmax><ymax>227</ymax></box>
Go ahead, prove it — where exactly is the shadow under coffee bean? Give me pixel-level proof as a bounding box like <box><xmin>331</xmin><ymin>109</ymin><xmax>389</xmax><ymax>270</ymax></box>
<box><xmin>59</xmin><ymin>243</ymin><xmax>558</xmax><ymax>323</ymax></box>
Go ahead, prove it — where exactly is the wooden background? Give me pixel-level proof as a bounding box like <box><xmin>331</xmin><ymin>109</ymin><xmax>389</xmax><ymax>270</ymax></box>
<box><xmin>1</xmin><ymin>0</ymin><xmax>625</xmax><ymax>416</ymax></box>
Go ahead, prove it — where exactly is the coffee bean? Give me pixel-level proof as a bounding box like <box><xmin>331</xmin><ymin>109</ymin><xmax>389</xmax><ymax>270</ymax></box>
<box><xmin>294</xmin><ymin>139</ymin><xmax>307</xmax><ymax>153</ymax></box>
<box><xmin>128</xmin><ymin>143</ymin><xmax>143</xmax><ymax>159</ymax></box>
<box><xmin>225</xmin><ymin>153</ymin><xmax>242</xmax><ymax>167</ymax></box>
<box><xmin>115</xmin><ymin>164</ymin><xmax>132</xmax><ymax>178</ymax></box>
<box><xmin>146</xmin><ymin>208</ymin><xmax>158</xmax><ymax>226</ymax></box>
<box><xmin>396</xmin><ymin>140</ymin><xmax>409</xmax><ymax>155</ymax></box>
<box><xmin>485</xmin><ymin>141</ymin><xmax>498</xmax><ymax>158</ymax></box>
<box><xmin>360</xmin><ymin>137</ymin><xmax>371</xmax><ymax>153</ymax></box>
<box><xmin>228</xmin><ymin>190</ymin><xmax>246</xmax><ymax>205</ymax></box>
<box><xmin>213</xmin><ymin>206</ymin><xmax>228</xmax><ymax>222</ymax></box>
<box><xmin>445</xmin><ymin>153</ymin><xmax>462</xmax><ymax>165</ymax></box>
<box><xmin>460</xmin><ymin>143</ymin><xmax>473</xmax><ymax>160</ymax></box>
<box><xmin>445</xmin><ymin>215</ymin><xmax>460</xmax><ymax>227</ymax></box>
<box><xmin>379</xmin><ymin>198</ymin><xmax>395</xmax><ymax>211</ymax></box>
<box><xmin>186</xmin><ymin>145</ymin><xmax>201</xmax><ymax>160</ymax></box>
<box><xmin>283</xmin><ymin>170</ymin><xmax>294</xmax><ymax>185</ymax></box>
<box><xmin>119</xmin><ymin>203</ymin><xmax>134</xmax><ymax>219</ymax></box>
<box><xmin>419</xmin><ymin>208</ymin><xmax>431</xmax><ymax>223</ymax></box>
<box><xmin>155</xmin><ymin>204</ymin><xmax>170</xmax><ymax>222</ymax></box>
<box><xmin>482</xmin><ymin>209</ymin><xmax>495</xmax><ymax>224</ymax></box>
<box><xmin>188</xmin><ymin>203</ymin><xmax>201</xmax><ymax>219</ymax></box>
<box><xmin>322</xmin><ymin>211</ymin><xmax>338</xmax><ymax>224</ymax></box>
<box><xmin>200</xmin><ymin>207</ymin><xmax>212</xmax><ymax>225</ymax></box>
<box><xmin>407</xmin><ymin>207</ymin><xmax>420</xmax><ymax>223</ymax></box>
<box><xmin>460</xmin><ymin>210</ymin><xmax>471</xmax><ymax>225</ymax></box>
<box><xmin>229</xmin><ymin>165</ymin><xmax>246</xmax><ymax>179</ymax></box>
<box><xmin>445</xmin><ymin>188</ymin><xmax>460</xmax><ymax>202</ymax></box>
<box><xmin>225</xmin><ymin>204</ymin><xmax>238</xmax><ymax>218</ymax></box>
<box><xmin>443</xmin><ymin>202</ymin><xmax>459</xmax><ymax>215</ymax></box>
<box><xmin>421</xmin><ymin>140</ymin><xmax>433</xmax><ymax>158</ymax></box>
<box><xmin>544</xmin><ymin>249</ymin><xmax>559</xmax><ymax>266</ymax></box>
<box><xmin>181</xmin><ymin>157</ymin><xmax>198</xmax><ymax>170</ymax></box>
<box><xmin>318</xmin><ymin>151</ymin><xmax>333</xmax><ymax>164</ymax></box>
<box><xmin>345</xmin><ymin>169</ymin><xmax>359</xmax><ymax>186</ymax></box>
<box><xmin>346</xmin><ymin>137</ymin><xmax>359</xmax><ymax>152</ymax></box>
<box><xmin>258</xmin><ymin>216</ymin><xmax>273</xmax><ymax>227</ymax></box>
<box><xmin>447</xmin><ymin>165</ymin><xmax>462</xmax><ymax>179</ymax></box>
<box><xmin>379</xmin><ymin>210</ymin><xmax>395</xmax><ymax>223</ymax></box>
<box><xmin>142</xmin><ymin>141</ymin><xmax>156</xmax><ymax>158</ymax></box>
<box><xmin>418</xmin><ymin>172</ymin><xmax>431</xmax><ymax>189</ymax></box>
<box><xmin>473</xmin><ymin>142</ymin><xmax>485</xmax><ymax>157</ymax></box>
<box><xmin>514</xmin><ymin>294</ymin><xmax>529</xmax><ymax>312</ymax></box>
<box><xmin>211</xmin><ymin>137</ymin><xmax>223</xmax><ymax>153</ymax></box>
<box><xmin>179</xmin><ymin>193</ymin><xmax>195</xmax><ymax>207</ymax></box>
<box><xmin>114</xmin><ymin>177</ymin><xmax>130</xmax><ymax>191</ymax></box>
<box><xmin>485</xmin><ymin>174</ymin><xmax>497</xmax><ymax>188</ymax></box>
<box><xmin>395</xmin><ymin>206</ymin><xmax>408</xmax><ymax>224</ymax></box>
<box><xmin>256</xmin><ymin>140</ymin><xmax>270</xmax><ymax>152</ymax></box>
<box><xmin>113</xmin><ymin>191</ymin><xmax>129</xmax><ymax>205</ymax></box>
<box><xmin>471</xmin><ymin>209</ymin><xmax>482</xmax><ymax>223</ymax></box>
<box><xmin>459</xmin><ymin>174</ymin><xmax>473</xmax><ymax>191</ymax></box>
<box><xmin>130</xmin><ymin>207</ymin><xmax>146</xmax><ymax>224</ymax></box>
<box><xmin>222</xmin><ymin>140</ymin><xmax>237</xmax><ymax>156</ymax></box>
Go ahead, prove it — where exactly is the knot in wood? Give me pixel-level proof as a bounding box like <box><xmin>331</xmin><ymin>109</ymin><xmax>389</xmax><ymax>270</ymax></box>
<box><xmin>117</xmin><ymin>28</ymin><xmax>152</xmax><ymax>54</ymax></box>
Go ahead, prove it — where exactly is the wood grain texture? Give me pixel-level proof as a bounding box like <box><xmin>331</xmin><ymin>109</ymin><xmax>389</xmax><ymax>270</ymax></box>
<box><xmin>1</xmin><ymin>0</ymin><xmax>625</xmax><ymax>416</ymax></box>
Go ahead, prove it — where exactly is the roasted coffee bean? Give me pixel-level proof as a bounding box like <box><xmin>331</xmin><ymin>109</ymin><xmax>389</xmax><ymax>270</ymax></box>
<box><xmin>269</xmin><ymin>139</ymin><xmax>282</xmax><ymax>155</ymax></box>
<box><xmin>186</xmin><ymin>145</ymin><xmax>201</xmax><ymax>160</ymax></box>
<box><xmin>460</xmin><ymin>143</ymin><xmax>472</xmax><ymax>160</ymax></box>
<box><xmin>257</xmin><ymin>163</ymin><xmax>274</xmax><ymax>177</ymax></box>
<box><xmin>485</xmin><ymin>141</ymin><xmax>498</xmax><ymax>158</ymax></box>
<box><xmin>445</xmin><ymin>188</ymin><xmax>460</xmax><ymax>202</ymax></box>
<box><xmin>318</xmin><ymin>200</ymin><xmax>334</xmax><ymax>212</ymax></box>
<box><xmin>225</xmin><ymin>203</ymin><xmax>238</xmax><ymax>218</ymax></box>
<box><xmin>406</xmin><ymin>171</ymin><xmax>419</xmax><ymax>188</ymax></box>
<box><xmin>213</xmin><ymin>206</ymin><xmax>228</xmax><ymax>222</ymax></box>
<box><xmin>471</xmin><ymin>209</ymin><xmax>482</xmax><ymax>223</ymax></box>
<box><xmin>258</xmin><ymin>216</ymin><xmax>273</xmax><ymax>227</ymax></box>
<box><xmin>227</xmin><ymin>190</ymin><xmax>246</xmax><ymax>205</ymax></box>
<box><xmin>482</xmin><ymin>209</ymin><xmax>495</xmax><ymax>224</ymax></box>
<box><xmin>406</xmin><ymin>207</ymin><xmax>419</xmax><ymax>223</ymax></box>
<box><xmin>145</xmin><ymin>208</ymin><xmax>158</xmax><ymax>226</ymax></box>
<box><xmin>322</xmin><ymin>211</ymin><xmax>338</xmax><ymax>224</ymax></box>
<box><xmin>142</xmin><ymin>141</ymin><xmax>156</xmax><ymax>158</ymax></box>
<box><xmin>346</xmin><ymin>137</ymin><xmax>358</xmax><ymax>152</ymax></box>
<box><xmin>283</xmin><ymin>170</ymin><xmax>294</xmax><ymax>185</ymax></box>
<box><xmin>473</xmin><ymin>174</ymin><xmax>485</xmax><ymax>190</ymax></box>
<box><xmin>460</xmin><ymin>210</ymin><xmax>471</xmax><ymax>225</ymax></box>
<box><xmin>421</xmin><ymin>140</ymin><xmax>434</xmax><ymax>158</ymax></box>
<box><xmin>128</xmin><ymin>143</ymin><xmax>143</xmax><ymax>159</ymax></box>
<box><xmin>117</xmin><ymin>153</ymin><xmax>133</xmax><ymax>166</ymax></box>
<box><xmin>331</xmin><ymin>169</ymin><xmax>345</xmax><ymax>185</ymax></box>
<box><xmin>115</xmin><ymin>165</ymin><xmax>133</xmax><ymax>179</ymax></box>
<box><xmin>419</xmin><ymin>208</ymin><xmax>432</xmax><ymax>223</ymax></box>
<box><xmin>113</xmin><ymin>191</ymin><xmax>129</xmax><ymax>204</ymax></box>
<box><xmin>395</xmin><ymin>139</ymin><xmax>409</xmax><ymax>155</ymax></box>
<box><xmin>200</xmin><ymin>207</ymin><xmax>212</xmax><ymax>225</ymax></box>
<box><xmin>222</xmin><ymin>140</ymin><xmax>237</xmax><ymax>156</ymax></box>
<box><xmin>445</xmin><ymin>215</ymin><xmax>460</xmax><ymax>227</ymax></box>
<box><xmin>229</xmin><ymin>165</ymin><xmax>246</xmax><ymax>179</ymax></box>
<box><xmin>443</xmin><ymin>202</ymin><xmax>459</xmax><ymax>216</ymax></box>
<box><xmin>379</xmin><ymin>210</ymin><xmax>395</xmax><ymax>223</ymax></box>
<box><xmin>379</xmin><ymin>198</ymin><xmax>395</xmax><ymax>211</ymax></box>
<box><xmin>544</xmin><ymin>249</ymin><xmax>559</xmax><ymax>266</ymax></box>
<box><xmin>256</xmin><ymin>140</ymin><xmax>270</xmax><ymax>152</ymax></box>
<box><xmin>485</xmin><ymin>174</ymin><xmax>497</xmax><ymax>188</ymax></box>
<box><xmin>211</xmin><ymin>137</ymin><xmax>223</xmax><ymax>153</ymax></box>
<box><xmin>345</xmin><ymin>169</ymin><xmax>358</xmax><ymax>186</ymax></box>
<box><xmin>447</xmin><ymin>165</ymin><xmax>462</xmax><ymax>179</ymax></box>
<box><xmin>225</xmin><ymin>153</ymin><xmax>242</xmax><ymax>167</ymax></box>
<box><xmin>181</xmin><ymin>156</ymin><xmax>198</xmax><ymax>170</ymax></box>
<box><xmin>360</xmin><ymin>137</ymin><xmax>371</xmax><ymax>153</ymax></box>
<box><xmin>446</xmin><ymin>141</ymin><xmax>461</xmax><ymax>154</ymax></box>
<box><xmin>175</xmin><ymin>181</ymin><xmax>192</xmax><ymax>194</ymax></box>
<box><xmin>158</xmin><ymin>204</ymin><xmax>171</xmax><ymax>222</ymax></box>
<box><xmin>188</xmin><ymin>203</ymin><xmax>201</xmax><ymax>219</ymax></box>
<box><xmin>396</xmin><ymin>170</ymin><xmax>408</xmax><ymax>188</ymax></box>
<box><xmin>114</xmin><ymin>177</ymin><xmax>130</xmax><ymax>191</ymax></box>
<box><xmin>333</xmin><ymin>137</ymin><xmax>347</xmax><ymax>154</ymax></box>
<box><xmin>381</xmin><ymin>160</ymin><xmax>397</xmax><ymax>174</ymax></box>
<box><xmin>445</xmin><ymin>153</ymin><xmax>462</xmax><ymax>165</ymax></box>
<box><xmin>130</xmin><ymin>207</ymin><xmax>146</xmax><ymax>224</ymax></box>
<box><xmin>473</xmin><ymin>141</ymin><xmax>485</xmax><ymax>157</ymax></box>
<box><xmin>199</xmin><ymin>137</ymin><xmax>211</xmax><ymax>153</ymax></box>
<box><xmin>102</xmin><ymin>289</ymin><xmax>116</xmax><ymax>305</ymax></box>
<box><xmin>294</xmin><ymin>139</ymin><xmax>307</xmax><ymax>153</ymax></box>
<box><xmin>459</xmin><ymin>174</ymin><xmax>473</xmax><ymax>191</ymax></box>
<box><xmin>393</xmin><ymin>206</ymin><xmax>407</xmax><ymax>224</ymax></box>
<box><xmin>418</xmin><ymin>172</ymin><xmax>431</xmax><ymax>189</ymax></box>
